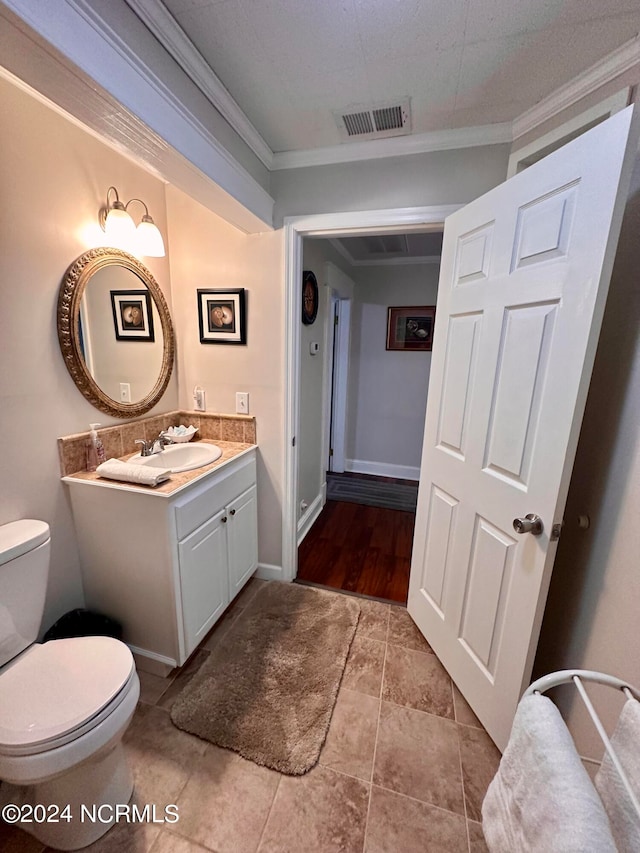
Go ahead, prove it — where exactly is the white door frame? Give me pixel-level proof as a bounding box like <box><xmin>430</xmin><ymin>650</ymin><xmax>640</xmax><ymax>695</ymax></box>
<box><xmin>282</xmin><ymin>205</ymin><xmax>462</xmax><ymax>582</ymax></box>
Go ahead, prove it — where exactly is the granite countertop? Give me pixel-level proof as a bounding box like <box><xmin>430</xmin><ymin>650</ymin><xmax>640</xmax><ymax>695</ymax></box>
<box><xmin>62</xmin><ymin>439</ymin><xmax>256</xmax><ymax>497</ymax></box>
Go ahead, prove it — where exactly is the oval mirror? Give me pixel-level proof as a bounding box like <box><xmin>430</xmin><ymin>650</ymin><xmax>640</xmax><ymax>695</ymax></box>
<box><xmin>58</xmin><ymin>247</ymin><xmax>175</xmax><ymax>418</ymax></box>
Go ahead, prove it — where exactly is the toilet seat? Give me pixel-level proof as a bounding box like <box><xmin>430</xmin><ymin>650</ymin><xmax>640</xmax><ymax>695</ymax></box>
<box><xmin>0</xmin><ymin>636</ymin><xmax>135</xmax><ymax>757</ymax></box>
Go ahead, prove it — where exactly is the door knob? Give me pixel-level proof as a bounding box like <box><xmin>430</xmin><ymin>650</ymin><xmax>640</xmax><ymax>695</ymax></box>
<box><xmin>513</xmin><ymin>514</ymin><xmax>544</xmax><ymax>536</ymax></box>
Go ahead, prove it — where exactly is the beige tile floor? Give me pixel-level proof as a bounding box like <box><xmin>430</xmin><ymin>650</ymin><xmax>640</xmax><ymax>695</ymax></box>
<box><xmin>1</xmin><ymin>579</ymin><xmax>500</xmax><ymax>853</ymax></box>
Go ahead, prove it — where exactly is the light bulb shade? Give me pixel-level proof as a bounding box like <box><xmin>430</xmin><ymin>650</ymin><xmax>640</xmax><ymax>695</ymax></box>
<box><xmin>104</xmin><ymin>205</ymin><xmax>136</xmax><ymax>242</ymax></box>
<box><xmin>136</xmin><ymin>217</ymin><xmax>165</xmax><ymax>257</ymax></box>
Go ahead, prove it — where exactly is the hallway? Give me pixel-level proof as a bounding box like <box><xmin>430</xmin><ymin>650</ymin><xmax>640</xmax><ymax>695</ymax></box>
<box><xmin>297</xmin><ymin>496</ymin><xmax>414</xmax><ymax>603</ymax></box>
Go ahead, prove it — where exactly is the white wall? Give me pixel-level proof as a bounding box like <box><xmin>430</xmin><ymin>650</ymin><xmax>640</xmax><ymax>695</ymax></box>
<box><xmin>534</xmin><ymin>157</ymin><xmax>640</xmax><ymax>760</ymax></box>
<box><xmin>346</xmin><ymin>264</ymin><xmax>440</xmax><ymax>478</ymax></box>
<box><xmin>0</xmin><ymin>73</ymin><xmax>177</xmax><ymax>632</ymax></box>
<box><xmin>272</xmin><ymin>145</ymin><xmax>510</xmax><ymax>224</ymax></box>
<box><xmin>165</xmin><ymin>185</ymin><xmax>284</xmax><ymax>572</ymax></box>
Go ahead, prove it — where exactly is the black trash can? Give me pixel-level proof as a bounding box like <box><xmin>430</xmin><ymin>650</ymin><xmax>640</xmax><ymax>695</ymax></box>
<box><xmin>43</xmin><ymin>608</ymin><xmax>122</xmax><ymax>642</ymax></box>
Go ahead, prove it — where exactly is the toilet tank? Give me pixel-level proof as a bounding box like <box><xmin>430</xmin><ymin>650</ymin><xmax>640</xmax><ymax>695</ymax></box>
<box><xmin>0</xmin><ymin>520</ymin><xmax>50</xmax><ymax>667</ymax></box>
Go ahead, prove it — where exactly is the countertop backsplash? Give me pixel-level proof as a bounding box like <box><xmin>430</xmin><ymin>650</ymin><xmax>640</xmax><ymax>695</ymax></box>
<box><xmin>58</xmin><ymin>411</ymin><xmax>256</xmax><ymax>477</ymax></box>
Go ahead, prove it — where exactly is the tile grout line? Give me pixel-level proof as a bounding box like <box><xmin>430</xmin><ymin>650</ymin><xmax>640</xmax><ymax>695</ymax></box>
<box><xmin>454</xmin><ymin>693</ymin><xmax>473</xmax><ymax>853</ymax></box>
<box><xmin>386</xmin><ymin>639</ymin><xmax>436</xmax><ymax>655</ymax></box>
<box><xmin>379</xmin><ymin>694</ymin><xmax>457</xmax><ymax>723</ymax></box>
<box><xmin>255</xmin><ymin>774</ymin><xmax>283</xmax><ymax>853</ymax></box>
<box><xmin>163</xmin><ymin>824</ymin><xmax>216</xmax><ymax>852</ymax></box>
<box><xmin>370</xmin><ymin>779</ymin><xmax>469</xmax><ymax>820</ymax></box>
<box><xmin>361</xmin><ymin>610</ymin><xmax>390</xmax><ymax>851</ymax></box>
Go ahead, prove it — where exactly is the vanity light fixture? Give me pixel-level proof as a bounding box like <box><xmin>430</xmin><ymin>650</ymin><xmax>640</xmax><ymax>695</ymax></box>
<box><xmin>99</xmin><ymin>186</ymin><xmax>166</xmax><ymax>257</ymax></box>
<box><xmin>125</xmin><ymin>197</ymin><xmax>166</xmax><ymax>257</ymax></box>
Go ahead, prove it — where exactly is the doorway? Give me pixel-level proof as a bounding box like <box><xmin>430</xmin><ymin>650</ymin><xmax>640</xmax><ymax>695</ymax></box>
<box><xmin>288</xmin><ymin>217</ymin><xmax>453</xmax><ymax>600</ymax></box>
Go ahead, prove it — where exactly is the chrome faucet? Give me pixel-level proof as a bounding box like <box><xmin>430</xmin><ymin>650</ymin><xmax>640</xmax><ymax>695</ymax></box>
<box><xmin>134</xmin><ymin>432</ymin><xmax>174</xmax><ymax>457</ymax></box>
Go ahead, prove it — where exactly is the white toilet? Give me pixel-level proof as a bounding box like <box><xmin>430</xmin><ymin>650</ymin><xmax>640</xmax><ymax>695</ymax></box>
<box><xmin>0</xmin><ymin>519</ymin><xmax>140</xmax><ymax>850</ymax></box>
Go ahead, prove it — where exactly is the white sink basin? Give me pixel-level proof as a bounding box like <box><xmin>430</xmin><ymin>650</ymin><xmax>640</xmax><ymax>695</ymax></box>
<box><xmin>129</xmin><ymin>442</ymin><xmax>223</xmax><ymax>473</ymax></box>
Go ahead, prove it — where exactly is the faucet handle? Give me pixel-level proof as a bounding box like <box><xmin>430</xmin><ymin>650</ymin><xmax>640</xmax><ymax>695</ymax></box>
<box><xmin>134</xmin><ymin>438</ymin><xmax>151</xmax><ymax>456</ymax></box>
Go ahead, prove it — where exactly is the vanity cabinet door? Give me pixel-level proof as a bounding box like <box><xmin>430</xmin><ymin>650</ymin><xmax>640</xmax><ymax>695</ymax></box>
<box><xmin>178</xmin><ymin>509</ymin><xmax>230</xmax><ymax>657</ymax></box>
<box><xmin>226</xmin><ymin>485</ymin><xmax>258</xmax><ymax>597</ymax></box>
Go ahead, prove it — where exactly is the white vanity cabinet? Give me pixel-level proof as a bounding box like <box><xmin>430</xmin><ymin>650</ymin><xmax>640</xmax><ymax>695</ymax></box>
<box><xmin>65</xmin><ymin>449</ymin><xmax>257</xmax><ymax>673</ymax></box>
<box><xmin>175</xmin><ymin>482</ymin><xmax>258</xmax><ymax>655</ymax></box>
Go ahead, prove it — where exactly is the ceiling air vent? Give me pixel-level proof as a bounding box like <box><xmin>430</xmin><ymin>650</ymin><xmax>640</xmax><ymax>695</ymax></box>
<box><xmin>361</xmin><ymin>234</ymin><xmax>409</xmax><ymax>255</ymax></box>
<box><xmin>334</xmin><ymin>99</ymin><xmax>411</xmax><ymax>142</ymax></box>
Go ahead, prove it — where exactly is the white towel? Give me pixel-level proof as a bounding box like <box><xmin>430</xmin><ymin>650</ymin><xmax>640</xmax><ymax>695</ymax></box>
<box><xmin>595</xmin><ymin>698</ymin><xmax>640</xmax><ymax>852</ymax></box>
<box><xmin>96</xmin><ymin>458</ymin><xmax>171</xmax><ymax>487</ymax></box>
<box><xmin>482</xmin><ymin>693</ymin><xmax>616</xmax><ymax>852</ymax></box>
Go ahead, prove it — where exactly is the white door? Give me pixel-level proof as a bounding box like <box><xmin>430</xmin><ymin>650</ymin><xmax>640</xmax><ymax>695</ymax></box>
<box><xmin>408</xmin><ymin>107</ymin><xmax>639</xmax><ymax>751</ymax></box>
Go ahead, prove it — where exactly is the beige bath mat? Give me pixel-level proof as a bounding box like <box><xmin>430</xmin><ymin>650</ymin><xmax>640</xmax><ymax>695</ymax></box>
<box><xmin>170</xmin><ymin>582</ymin><xmax>360</xmax><ymax>775</ymax></box>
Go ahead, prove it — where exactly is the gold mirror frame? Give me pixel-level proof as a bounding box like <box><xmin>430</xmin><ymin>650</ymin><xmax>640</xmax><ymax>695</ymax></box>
<box><xmin>57</xmin><ymin>247</ymin><xmax>175</xmax><ymax>418</ymax></box>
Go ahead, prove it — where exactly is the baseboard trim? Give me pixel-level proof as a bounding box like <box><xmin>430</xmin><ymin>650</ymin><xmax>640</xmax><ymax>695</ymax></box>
<box><xmin>297</xmin><ymin>490</ymin><xmax>325</xmax><ymax>546</ymax></box>
<box><xmin>345</xmin><ymin>459</ymin><xmax>420</xmax><ymax>482</ymax></box>
<box><xmin>255</xmin><ymin>562</ymin><xmax>285</xmax><ymax>581</ymax></box>
<box><xmin>129</xmin><ymin>645</ymin><xmax>177</xmax><ymax>676</ymax></box>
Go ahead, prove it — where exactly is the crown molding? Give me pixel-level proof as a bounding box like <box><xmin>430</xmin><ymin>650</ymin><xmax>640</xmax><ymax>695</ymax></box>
<box><xmin>9</xmin><ymin>0</ymin><xmax>638</xmax><ymax>193</ymax></box>
<box><xmin>123</xmin><ymin>0</ymin><xmax>274</xmax><ymax>169</ymax></box>
<box><xmin>2</xmin><ymin>0</ymin><xmax>274</xmax><ymax>231</ymax></box>
<box><xmin>513</xmin><ymin>35</ymin><xmax>640</xmax><ymax>141</ymax></box>
<box><xmin>272</xmin><ymin>123</ymin><xmax>513</xmax><ymax>170</ymax></box>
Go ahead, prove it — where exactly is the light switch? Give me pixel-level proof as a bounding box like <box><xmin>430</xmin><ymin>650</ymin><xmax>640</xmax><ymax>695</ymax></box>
<box><xmin>236</xmin><ymin>392</ymin><xmax>249</xmax><ymax>414</ymax></box>
<box><xmin>193</xmin><ymin>386</ymin><xmax>206</xmax><ymax>411</ymax></box>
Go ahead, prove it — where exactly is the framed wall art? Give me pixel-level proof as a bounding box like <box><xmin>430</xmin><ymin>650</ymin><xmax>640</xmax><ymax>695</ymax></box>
<box><xmin>197</xmin><ymin>288</ymin><xmax>246</xmax><ymax>345</ymax></box>
<box><xmin>386</xmin><ymin>305</ymin><xmax>436</xmax><ymax>351</ymax></box>
<box><xmin>301</xmin><ymin>270</ymin><xmax>318</xmax><ymax>325</ymax></box>
<box><xmin>110</xmin><ymin>290</ymin><xmax>155</xmax><ymax>342</ymax></box>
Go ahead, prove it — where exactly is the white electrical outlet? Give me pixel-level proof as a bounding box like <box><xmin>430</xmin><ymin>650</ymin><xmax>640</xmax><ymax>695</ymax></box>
<box><xmin>236</xmin><ymin>392</ymin><xmax>249</xmax><ymax>414</ymax></box>
<box><xmin>119</xmin><ymin>383</ymin><xmax>131</xmax><ymax>403</ymax></box>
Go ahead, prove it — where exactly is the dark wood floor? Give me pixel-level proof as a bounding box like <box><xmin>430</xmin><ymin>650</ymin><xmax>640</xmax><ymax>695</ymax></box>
<box><xmin>297</xmin><ymin>499</ymin><xmax>415</xmax><ymax>603</ymax></box>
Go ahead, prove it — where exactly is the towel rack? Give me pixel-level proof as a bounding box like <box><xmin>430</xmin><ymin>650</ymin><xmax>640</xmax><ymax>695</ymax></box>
<box><xmin>525</xmin><ymin>669</ymin><xmax>640</xmax><ymax>822</ymax></box>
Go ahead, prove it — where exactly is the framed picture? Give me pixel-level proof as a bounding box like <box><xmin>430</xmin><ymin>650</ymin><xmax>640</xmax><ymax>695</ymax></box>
<box><xmin>301</xmin><ymin>270</ymin><xmax>318</xmax><ymax>325</ymax></box>
<box><xmin>110</xmin><ymin>290</ymin><xmax>155</xmax><ymax>342</ymax></box>
<box><xmin>197</xmin><ymin>288</ymin><xmax>246</xmax><ymax>345</ymax></box>
<box><xmin>386</xmin><ymin>305</ymin><xmax>436</xmax><ymax>351</ymax></box>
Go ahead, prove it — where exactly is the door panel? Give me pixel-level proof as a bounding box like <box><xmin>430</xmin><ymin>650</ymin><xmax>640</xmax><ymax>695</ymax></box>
<box><xmin>409</xmin><ymin>106</ymin><xmax>639</xmax><ymax>750</ymax></box>
<box><xmin>437</xmin><ymin>313</ymin><xmax>482</xmax><ymax>459</ymax></box>
<box><xmin>458</xmin><ymin>515</ymin><xmax>516</xmax><ymax>679</ymax></box>
<box><xmin>483</xmin><ymin>301</ymin><xmax>558</xmax><ymax>484</ymax></box>
<box><xmin>227</xmin><ymin>484</ymin><xmax>258</xmax><ymax>595</ymax></box>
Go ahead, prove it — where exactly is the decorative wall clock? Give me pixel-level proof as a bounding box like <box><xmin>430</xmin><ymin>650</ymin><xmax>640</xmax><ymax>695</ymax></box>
<box><xmin>302</xmin><ymin>270</ymin><xmax>318</xmax><ymax>325</ymax></box>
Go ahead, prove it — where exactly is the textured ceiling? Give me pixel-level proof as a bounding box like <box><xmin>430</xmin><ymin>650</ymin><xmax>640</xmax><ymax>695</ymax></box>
<box><xmin>157</xmin><ymin>0</ymin><xmax>640</xmax><ymax>154</ymax></box>
<box><xmin>335</xmin><ymin>232</ymin><xmax>444</xmax><ymax>264</ymax></box>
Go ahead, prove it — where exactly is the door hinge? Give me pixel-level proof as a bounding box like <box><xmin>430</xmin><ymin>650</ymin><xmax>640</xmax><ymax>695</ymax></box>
<box><xmin>329</xmin><ymin>447</ymin><xmax>334</xmax><ymax>457</ymax></box>
<box><xmin>292</xmin><ymin>436</ymin><xmax>296</xmax><ymax>447</ymax></box>
<box><xmin>334</xmin><ymin>314</ymin><xmax>339</xmax><ymax>326</ymax></box>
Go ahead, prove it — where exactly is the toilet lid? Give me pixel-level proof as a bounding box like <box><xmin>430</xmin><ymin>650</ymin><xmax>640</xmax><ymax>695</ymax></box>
<box><xmin>0</xmin><ymin>519</ymin><xmax>49</xmax><ymax>566</ymax></box>
<box><xmin>0</xmin><ymin>636</ymin><xmax>134</xmax><ymax>748</ymax></box>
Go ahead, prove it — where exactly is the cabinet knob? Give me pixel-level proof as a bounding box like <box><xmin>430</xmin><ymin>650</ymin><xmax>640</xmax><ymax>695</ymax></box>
<box><xmin>221</xmin><ymin>516</ymin><xmax>228</xmax><ymax>523</ymax></box>
<box><xmin>229</xmin><ymin>508</ymin><xmax>236</xmax><ymax>516</ymax></box>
